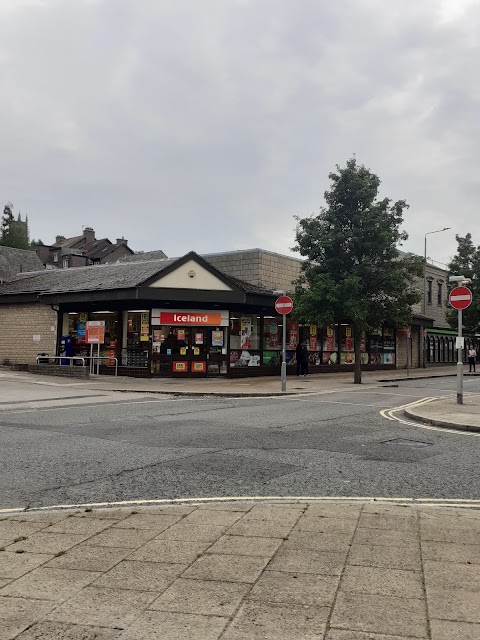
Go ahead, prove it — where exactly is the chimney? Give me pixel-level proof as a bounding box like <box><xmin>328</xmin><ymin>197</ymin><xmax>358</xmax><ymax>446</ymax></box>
<box><xmin>116</xmin><ymin>237</ymin><xmax>127</xmax><ymax>245</ymax></box>
<box><xmin>83</xmin><ymin>227</ymin><xmax>95</xmax><ymax>243</ymax></box>
<box><xmin>55</xmin><ymin>235</ymin><xmax>66</xmax><ymax>244</ymax></box>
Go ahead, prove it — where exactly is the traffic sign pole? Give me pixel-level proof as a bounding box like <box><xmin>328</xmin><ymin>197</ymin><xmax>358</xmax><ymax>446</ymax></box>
<box><xmin>281</xmin><ymin>321</ymin><xmax>287</xmax><ymax>393</ymax></box>
<box><xmin>457</xmin><ymin>307</ymin><xmax>463</xmax><ymax>405</ymax></box>
<box><xmin>275</xmin><ymin>295</ymin><xmax>294</xmax><ymax>393</ymax></box>
<box><xmin>449</xmin><ymin>286</ymin><xmax>472</xmax><ymax>406</ymax></box>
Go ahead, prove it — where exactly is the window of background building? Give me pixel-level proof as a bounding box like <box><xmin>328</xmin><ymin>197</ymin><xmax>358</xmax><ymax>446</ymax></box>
<box><xmin>437</xmin><ymin>282</ymin><xmax>443</xmax><ymax>305</ymax></box>
<box><xmin>427</xmin><ymin>280</ymin><xmax>433</xmax><ymax>304</ymax></box>
<box><xmin>63</xmin><ymin>258</ymin><xmax>69</xmax><ymax>269</ymax></box>
<box><xmin>53</xmin><ymin>253</ymin><xmax>58</xmax><ymax>263</ymax></box>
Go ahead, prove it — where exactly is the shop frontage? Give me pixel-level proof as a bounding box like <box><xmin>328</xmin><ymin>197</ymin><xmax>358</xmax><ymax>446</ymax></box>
<box><xmin>0</xmin><ymin>251</ymin><xmax>399</xmax><ymax>377</ymax></box>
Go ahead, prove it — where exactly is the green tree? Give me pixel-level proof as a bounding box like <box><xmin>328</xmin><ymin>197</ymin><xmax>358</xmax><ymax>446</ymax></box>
<box><xmin>293</xmin><ymin>157</ymin><xmax>423</xmax><ymax>384</ymax></box>
<box><xmin>447</xmin><ymin>233</ymin><xmax>480</xmax><ymax>336</ymax></box>
<box><xmin>1</xmin><ymin>204</ymin><xmax>30</xmax><ymax>249</ymax></box>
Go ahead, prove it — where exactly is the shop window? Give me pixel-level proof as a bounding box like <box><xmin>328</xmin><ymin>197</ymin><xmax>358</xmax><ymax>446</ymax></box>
<box><xmin>122</xmin><ymin>311</ymin><xmax>149</xmax><ymax>368</ymax></box>
<box><xmin>340</xmin><ymin>325</ymin><xmax>354</xmax><ymax>365</ymax></box>
<box><xmin>322</xmin><ymin>325</ymin><xmax>338</xmax><ymax>365</ymax></box>
<box><xmin>263</xmin><ymin>316</ymin><xmax>282</xmax><ymax>351</ymax></box>
<box><xmin>230</xmin><ymin>315</ymin><xmax>260</xmax><ymax>367</ymax></box>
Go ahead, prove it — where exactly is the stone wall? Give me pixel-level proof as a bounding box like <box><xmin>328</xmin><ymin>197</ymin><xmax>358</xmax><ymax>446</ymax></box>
<box><xmin>396</xmin><ymin>327</ymin><xmax>422</xmax><ymax>369</ymax></box>
<box><xmin>0</xmin><ymin>303</ymin><xmax>57</xmax><ymax>365</ymax></box>
<box><xmin>205</xmin><ymin>249</ymin><xmax>303</xmax><ymax>293</ymax></box>
<box><xmin>412</xmin><ymin>262</ymin><xmax>449</xmax><ymax>327</ymax></box>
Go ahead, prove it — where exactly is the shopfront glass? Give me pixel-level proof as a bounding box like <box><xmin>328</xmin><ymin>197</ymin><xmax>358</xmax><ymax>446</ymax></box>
<box><xmin>122</xmin><ymin>311</ymin><xmax>149</xmax><ymax>369</ymax></box>
<box><xmin>151</xmin><ymin>309</ymin><xmax>228</xmax><ymax>376</ymax></box>
<box><xmin>230</xmin><ymin>314</ymin><xmax>261</xmax><ymax>369</ymax></box>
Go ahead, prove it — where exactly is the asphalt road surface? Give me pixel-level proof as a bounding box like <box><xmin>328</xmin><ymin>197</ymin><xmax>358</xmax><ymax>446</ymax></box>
<box><xmin>1</xmin><ymin>374</ymin><xmax>479</xmax><ymax>509</ymax></box>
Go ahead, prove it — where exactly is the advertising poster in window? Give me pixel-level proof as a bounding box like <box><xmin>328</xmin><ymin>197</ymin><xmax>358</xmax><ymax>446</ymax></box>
<box><xmin>195</xmin><ymin>332</ymin><xmax>204</xmax><ymax>345</ymax></box>
<box><xmin>289</xmin><ymin>321</ymin><xmax>299</xmax><ymax>348</ymax></box>
<box><xmin>240</xmin><ymin>317</ymin><xmax>252</xmax><ymax>348</ymax></box>
<box><xmin>324</xmin><ymin>325</ymin><xmax>335</xmax><ymax>352</ymax></box>
<box><xmin>342</xmin><ymin>326</ymin><xmax>353</xmax><ymax>352</ymax></box>
<box><xmin>140</xmin><ymin>313</ymin><xmax>149</xmax><ymax>341</ymax></box>
<box><xmin>267</xmin><ymin>321</ymin><xmax>278</xmax><ymax>348</ymax></box>
<box><xmin>360</xmin><ymin>331</ymin><xmax>366</xmax><ymax>352</ymax></box>
<box><xmin>211</xmin><ymin>330</ymin><xmax>224</xmax><ymax>347</ymax></box>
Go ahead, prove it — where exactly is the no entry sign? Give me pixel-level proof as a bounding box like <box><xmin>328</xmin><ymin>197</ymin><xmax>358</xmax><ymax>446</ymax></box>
<box><xmin>275</xmin><ymin>295</ymin><xmax>294</xmax><ymax>315</ymax></box>
<box><xmin>449</xmin><ymin>286</ymin><xmax>473</xmax><ymax>310</ymax></box>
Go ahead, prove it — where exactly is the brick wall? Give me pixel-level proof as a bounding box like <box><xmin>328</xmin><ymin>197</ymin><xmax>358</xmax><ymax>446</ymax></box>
<box><xmin>0</xmin><ymin>303</ymin><xmax>57</xmax><ymax>364</ymax></box>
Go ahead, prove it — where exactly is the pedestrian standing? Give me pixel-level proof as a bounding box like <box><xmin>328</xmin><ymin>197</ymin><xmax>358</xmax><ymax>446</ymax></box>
<box><xmin>468</xmin><ymin>346</ymin><xmax>477</xmax><ymax>373</ymax></box>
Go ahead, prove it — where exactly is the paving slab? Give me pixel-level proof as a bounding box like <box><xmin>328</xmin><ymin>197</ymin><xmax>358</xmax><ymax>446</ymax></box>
<box><xmin>150</xmin><ymin>577</ymin><xmax>250</xmax><ymax>616</ymax></box>
<box><xmin>0</xmin><ymin>501</ymin><xmax>478</xmax><ymax>638</ymax></box>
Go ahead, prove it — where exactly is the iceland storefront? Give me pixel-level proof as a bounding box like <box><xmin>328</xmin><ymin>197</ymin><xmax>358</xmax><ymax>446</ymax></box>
<box><xmin>0</xmin><ymin>251</ymin><xmax>397</xmax><ymax>377</ymax></box>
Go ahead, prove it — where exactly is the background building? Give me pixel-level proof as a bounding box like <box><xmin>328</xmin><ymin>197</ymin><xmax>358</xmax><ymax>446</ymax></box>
<box><xmin>36</xmin><ymin>227</ymin><xmax>134</xmax><ymax>269</ymax></box>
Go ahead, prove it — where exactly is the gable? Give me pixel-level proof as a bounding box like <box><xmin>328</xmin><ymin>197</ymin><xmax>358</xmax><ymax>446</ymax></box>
<box><xmin>148</xmin><ymin>259</ymin><xmax>233</xmax><ymax>291</ymax></box>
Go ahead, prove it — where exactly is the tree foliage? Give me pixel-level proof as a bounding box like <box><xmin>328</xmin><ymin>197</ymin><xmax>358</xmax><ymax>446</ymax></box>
<box><xmin>447</xmin><ymin>233</ymin><xmax>480</xmax><ymax>335</ymax></box>
<box><xmin>293</xmin><ymin>157</ymin><xmax>423</xmax><ymax>383</ymax></box>
<box><xmin>1</xmin><ymin>203</ymin><xmax>31</xmax><ymax>250</ymax></box>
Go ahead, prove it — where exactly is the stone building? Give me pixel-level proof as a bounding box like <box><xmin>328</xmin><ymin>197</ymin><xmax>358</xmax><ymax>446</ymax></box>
<box><xmin>36</xmin><ymin>227</ymin><xmax>134</xmax><ymax>269</ymax></box>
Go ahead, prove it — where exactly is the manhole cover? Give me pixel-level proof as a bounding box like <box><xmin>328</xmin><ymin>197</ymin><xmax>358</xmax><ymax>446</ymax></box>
<box><xmin>381</xmin><ymin>438</ymin><xmax>433</xmax><ymax>448</ymax></box>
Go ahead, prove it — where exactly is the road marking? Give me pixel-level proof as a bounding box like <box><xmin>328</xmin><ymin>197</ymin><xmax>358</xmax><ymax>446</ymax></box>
<box><xmin>2</xmin><ymin>495</ymin><xmax>480</xmax><ymax>515</ymax></box>
<box><xmin>380</xmin><ymin>397</ymin><xmax>480</xmax><ymax>437</ymax></box>
<box><xmin>1</xmin><ymin>398</ymin><xmax>190</xmax><ymax>414</ymax></box>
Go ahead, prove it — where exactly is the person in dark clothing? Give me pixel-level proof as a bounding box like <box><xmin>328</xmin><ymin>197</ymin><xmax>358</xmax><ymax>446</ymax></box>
<box><xmin>301</xmin><ymin>343</ymin><xmax>309</xmax><ymax>376</ymax></box>
<box><xmin>296</xmin><ymin>343</ymin><xmax>303</xmax><ymax>376</ymax></box>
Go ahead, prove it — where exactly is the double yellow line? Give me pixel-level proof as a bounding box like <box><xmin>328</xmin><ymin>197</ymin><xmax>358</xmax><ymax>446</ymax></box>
<box><xmin>380</xmin><ymin>396</ymin><xmax>440</xmax><ymax>421</ymax></box>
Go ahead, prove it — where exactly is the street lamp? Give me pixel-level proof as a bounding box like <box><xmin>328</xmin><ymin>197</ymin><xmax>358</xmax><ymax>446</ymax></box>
<box><xmin>423</xmin><ymin>227</ymin><xmax>451</xmax><ymax>316</ymax></box>
<box><xmin>422</xmin><ymin>227</ymin><xmax>451</xmax><ymax>369</ymax></box>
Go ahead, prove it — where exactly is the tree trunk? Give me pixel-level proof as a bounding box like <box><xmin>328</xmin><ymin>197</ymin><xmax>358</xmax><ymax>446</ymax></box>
<box><xmin>354</xmin><ymin>326</ymin><xmax>362</xmax><ymax>384</ymax></box>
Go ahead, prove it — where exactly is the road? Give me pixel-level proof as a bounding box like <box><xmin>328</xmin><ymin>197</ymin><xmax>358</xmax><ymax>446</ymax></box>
<box><xmin>1</xmin><ymin>373</ymin><xmax>479</xmax><ymax>509</ymax></box>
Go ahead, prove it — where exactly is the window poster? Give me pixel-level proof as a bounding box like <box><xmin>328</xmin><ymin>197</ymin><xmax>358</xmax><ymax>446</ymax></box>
<box><xmin>195</xmin><ymin>332</ymin><xmax>204</xmax><ymax>345</ymax></box>
<box><xmin>289</xmin><ymin>321</ymin><xmax>299</xmax><ymax>348</ymax></box>
<box><xmin>194</xmin><ymin>347</ymin><xmax>200</xmax><ymax>355</ymax></box>
<box><xmin>180</xmin><ymin>347</ymin><xmax>187</xmax><ymax>355</ymax></box>
<box><xmin>140</xmin><ymin>312</ymin><xmax>149</xmax><ymax>341</ymax></box>
<box><xmin>309</xmin><ymin>335</ymin><xmax>317</xmax><ymax>351</ymax></box>
<box><xmin>360</xmin><ymin>331</ymin><xmax>366</xmax><ymax>352</ymax></box>
<box><xmin>324</xmin><ymin>326</ymin><xmax>335</xmax><ymax>352</ymax></box>
<box><xmin>177</xmin><ymin>329</ymin><xmax>186</xmax><ymax>341</ymax></box>
<box><xmin>240</xmin><ymin>317</ymin><xmax>252</xmax><ymax>348</ymax></box>
<box><xmin>267</xmin><ymin>321</ymin><xmax>278</xmax><ymax>348</ymax></box>
<box><xmin>211</xmin><ymin>330</ymin><xmax>224</xmax><ymax>347</ymax></box>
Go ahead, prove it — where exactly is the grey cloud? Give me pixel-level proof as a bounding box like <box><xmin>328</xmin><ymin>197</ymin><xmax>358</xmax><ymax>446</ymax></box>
<box><xmin>0</xmin><ymin>0</ymin><xmax>478</xmax><ymax>264</ymax></box>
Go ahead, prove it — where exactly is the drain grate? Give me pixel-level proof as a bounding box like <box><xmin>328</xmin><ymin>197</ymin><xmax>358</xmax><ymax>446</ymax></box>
<box><xmin>380</xmin><ymin>438</ymin><xmax>433</xmax><ymax>448</ymax></box>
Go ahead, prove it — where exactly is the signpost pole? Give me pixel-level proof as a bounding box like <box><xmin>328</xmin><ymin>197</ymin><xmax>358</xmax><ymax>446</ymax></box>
<box><xmin>457</xmin><ymin>307</ymin><xmax>463</xmax><ymax>405</ymax></box>
<box><xmin>406</xmin><ymin>332</ymin><xmax>410</xmax><ymax>378</ymax></box>
<box><xmin>281</xmin><ymin>321</ymin><xmax>287</xmax><ymax>393</ymax></box>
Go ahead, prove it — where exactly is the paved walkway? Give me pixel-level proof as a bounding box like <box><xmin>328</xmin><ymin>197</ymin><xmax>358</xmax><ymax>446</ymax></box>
<box><xmin>1</xmin><ymin>500</ymin><xmax>480</xmax><ymax>639</ymax></box>
<box><xmin>53</xmin><ymin>366</ymin><xmax>464</xmax><ymax>396</ymax></box>
<box><xmin>405</xmin><ymin>392</ymin><xmax>480</xmax><ymax>432</ymax></box>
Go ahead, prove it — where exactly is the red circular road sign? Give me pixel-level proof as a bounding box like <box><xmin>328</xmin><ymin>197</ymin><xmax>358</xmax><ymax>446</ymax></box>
<box><xmin>449</xmin><ymin>286</ymin><xmax>473</xmax><ymax>310</ymax></box>
<box><xmin>275</xmin><ymin>295</ymin><xmax>294</xmax><ymax>315</ymax></box>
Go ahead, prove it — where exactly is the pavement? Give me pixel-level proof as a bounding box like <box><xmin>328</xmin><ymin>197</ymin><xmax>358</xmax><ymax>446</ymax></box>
<box><xmin>404</xmin><ymin>386</ymin><xmax>480</xmax><ymax>432</ymax></box>
<box><xmin>1</xmin><ymin>500</ymin><xmax>480</xmax><ymax>639</ymax></box>
<box><xmin>3</xmin><ymin>365</ymin><xmax>472</xmax><ymax>398</ymax></box>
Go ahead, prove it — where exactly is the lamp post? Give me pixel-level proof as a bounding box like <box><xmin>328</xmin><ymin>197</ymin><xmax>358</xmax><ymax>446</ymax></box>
<box><xmin>423</xmin><ymin>227</ymin><xmax>451</xmax><ymax>367</ymax></box>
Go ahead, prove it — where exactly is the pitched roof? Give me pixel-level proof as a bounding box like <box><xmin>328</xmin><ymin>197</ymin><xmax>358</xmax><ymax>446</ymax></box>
<box><xmin>0</xmin><ymin>259</ymin><xmax>176</xmax><ymax>295</ymax></box>
<box><xmin>0</xmin><ymin>246</ymin><xmax>45</xmax><ymax>283</ymax></box>
<box><xmin>122</xmin><ymin>250</ymin><xmax>168</xmax><ymax>262</ymax></box>
<box><xmin>0</xmin><ymin>253</ymin><xmax>275</xmax><ymax>297</ymax></box>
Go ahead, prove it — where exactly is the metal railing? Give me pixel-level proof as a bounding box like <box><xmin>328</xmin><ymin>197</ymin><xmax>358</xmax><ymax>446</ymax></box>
<box><xmin>35</xmin><ymin>355</ymin><xmax>118</xmax><ymax>376</ymax></box>
<box><xmin>36</xmin><ymin>355</ymin><xmax>86</xmax><ymax>366</ymax></box>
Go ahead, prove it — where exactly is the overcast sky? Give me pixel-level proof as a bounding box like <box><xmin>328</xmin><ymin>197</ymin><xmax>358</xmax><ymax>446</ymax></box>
<box><xmin>1</xmin><ymin>0</ymin><xmax>479</xmax><ymax>265</ymax></box>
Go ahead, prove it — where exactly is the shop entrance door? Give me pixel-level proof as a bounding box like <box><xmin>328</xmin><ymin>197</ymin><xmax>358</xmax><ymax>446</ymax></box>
<box><xmin>171</xmin><ymin>327</ymin><xmax>208</xmax><ymax>376</ymax></box>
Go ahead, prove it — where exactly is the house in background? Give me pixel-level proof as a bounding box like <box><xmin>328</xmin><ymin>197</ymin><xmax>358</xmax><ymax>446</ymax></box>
<box><xmin>35</xmin><ymin>227</ymin><xmax>134</xmax><ymax>269</ymax></box>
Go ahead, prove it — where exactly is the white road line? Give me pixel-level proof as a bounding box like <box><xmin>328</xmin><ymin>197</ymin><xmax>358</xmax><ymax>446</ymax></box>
<box><xmin>2</xmin><ymin>494</ymin><xmax>480</xmax><ymax>515</ymax></box>
<box><xmin>1</xmin><ymin>398</ymin><xmax>192</xmax><ymax>414</ymax></box>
